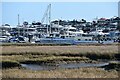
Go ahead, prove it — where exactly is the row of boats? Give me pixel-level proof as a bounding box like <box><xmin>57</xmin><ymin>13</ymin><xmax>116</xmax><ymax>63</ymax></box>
<box><xmin>0</xmin><ymin>25</ymin><xmax>119</xmax><ymax>44</ymax></box>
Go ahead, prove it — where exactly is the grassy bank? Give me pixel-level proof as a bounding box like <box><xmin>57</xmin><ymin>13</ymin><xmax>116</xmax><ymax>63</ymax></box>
<box><xmin>2</xmin><ymin>67</ymin><xmax>118</xmax><ymax>78</ymax></box>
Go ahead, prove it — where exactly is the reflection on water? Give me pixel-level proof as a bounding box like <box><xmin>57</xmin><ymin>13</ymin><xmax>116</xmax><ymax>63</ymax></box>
<box><xmin>21</xmin><ymin>62</ymin><xmax>109</xmax><ymax>71</ymax></box>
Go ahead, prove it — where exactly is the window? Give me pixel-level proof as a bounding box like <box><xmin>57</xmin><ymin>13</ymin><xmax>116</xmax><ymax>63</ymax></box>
<box><xmin>69</xmin><ymin>29</ymin><xmax>76</xmax><ymax>32</ymax></box>
<box><xmin>61</xmin><ymin>36</ymin><xmax>65</xmax><ymax>39</ymax></box>
<box><xmin>89</xmin><ymin>39</ymin><xmax>91</xmax><ymax>41</ymax></box>
<box><xmin>56</xmin><ymin>34</ymin><xmax>59</xmax><ymax>37</ymax></box>
<box><xmin>50</xmin><ymin>34</ymin><xmax>54</xmax><ymax>36</ymax></box>
<box><xmin>18</xmin><ymin>37</ymin><xmax>24</xmax><ymax>41</ymax></box>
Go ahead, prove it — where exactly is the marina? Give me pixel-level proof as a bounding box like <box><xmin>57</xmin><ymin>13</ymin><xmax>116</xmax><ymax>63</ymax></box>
<box><xmin>0</xmin><ymin>4</ymin><xmax>120</xmax><ymax>44</ymax></box>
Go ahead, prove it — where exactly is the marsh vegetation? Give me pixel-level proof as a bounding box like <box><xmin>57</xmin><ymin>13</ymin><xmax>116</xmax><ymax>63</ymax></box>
<box><xmin>1</xmin><ymin>44</ymin><xmax>120</xmax><ymax>78</ymax></box>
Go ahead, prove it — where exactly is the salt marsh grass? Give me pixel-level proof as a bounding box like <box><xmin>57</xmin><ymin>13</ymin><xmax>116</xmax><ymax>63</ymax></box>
<box><xmin>1</xmin><ymin>44</ymin><xmax>119</xmax><ymax>78</ymax></box>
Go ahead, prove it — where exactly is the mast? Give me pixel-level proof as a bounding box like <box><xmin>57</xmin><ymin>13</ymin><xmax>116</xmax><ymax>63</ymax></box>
<box><xmin>17</xmin><ymin>14</ymin><xmax>20</xmax><ymax>36</ymax></box>
<box><xmin>49</xmin><ymin>4</ymin><xmax>51</xmax><ymax>34</ymax></box>
<box><xmin>18</xmin><ymin>14</ymin><xmax>20</xmax><ymax>26</ymax></box>
<box><xmin>41</xmin><ymin>4</ymin><xmax>51</xmax><ymax>34</ymax></box>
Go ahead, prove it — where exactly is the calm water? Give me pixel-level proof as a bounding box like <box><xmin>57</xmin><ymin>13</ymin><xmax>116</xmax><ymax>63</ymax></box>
<box><xmin>21</xmin><ymin>62</ymin><xmax>109</xmax><ymax>71</ymax></box>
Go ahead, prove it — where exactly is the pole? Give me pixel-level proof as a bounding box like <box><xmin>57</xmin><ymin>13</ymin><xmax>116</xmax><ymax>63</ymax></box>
<box><xmin>18</xmin><ymin>14</ymin><xmax>20</xmax><ymax>36</ymax></box>
<box><xmin>49</xmin><ymin>4</ymin><xmax>51</xmax><ymax>34</ymax></box>
<box><xmin>18</xmin><ymin>14</ymin><xmax>20</xmax><ymax>26</ymax></box>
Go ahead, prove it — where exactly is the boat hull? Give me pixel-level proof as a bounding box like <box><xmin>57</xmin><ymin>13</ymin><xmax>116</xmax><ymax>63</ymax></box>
<box><xmin>35</xmin><ymin>38</ymin><xmax>100</xmax><ymax>44</ymax></box>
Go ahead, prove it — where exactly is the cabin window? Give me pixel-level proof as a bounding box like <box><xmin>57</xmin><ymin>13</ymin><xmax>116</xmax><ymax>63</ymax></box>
<box><xmin>89</xmin><ymin>39</ymin><xmax>91</xmax><ymax>41</ymax></box>
<box><xmin>61</xmin><ymin>36</ymin><xmax>65</xmax><ymax>39</ymax></box>
<box><xmin>18</xmin><ymin>37</ymin><xmax>24</xmax><ymax>41</ymax></box>
<box><xmin>82</xmin><ymin>34</ymin><xmax>93</xmax><ymax>37</ymax></box>
<box><xmin>78</xmin><ymin>39</ymin><xmax>81</xmax><ymax>41</ymax></box>
<box><xmin>85</xmin><ymin>39</ymin><xmax>87</xmax><ymax>41</ymax></box>
<box><xmin>50</xmin><ymin>34</ymin><xmax>53</xmax><ymax>36</ymax></box>
<box><xmin>69</xmin><ymin>33</ymin><xmax>72</xmax><ymax>35</ymax></box>
<box><xmin>72</xmin><ymin>36</ymin><xmax>75</xmax><ymax>38</ymax></box>
<box><xmin>28</xmin><ymin>29</ymin><xmax>35</xmax><ymax>31</ymax></box>
<box><xmin>69</xmin><ymin>29</ymin><xmax>76</xmax><ymax>32</ymax></box>
<box><xmin>77</xmin><ymin>34</ymin><xmax>82</xmax><ymax>36</ymax></box>
<box><xmin>56</xmin><ymin>34</ymin><xmax>59</xmax><ymax>37</ymax></box>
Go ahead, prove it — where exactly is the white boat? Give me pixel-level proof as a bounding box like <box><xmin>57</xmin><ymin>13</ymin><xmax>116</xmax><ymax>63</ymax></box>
<box><xmin>35</xmin><ymin>27</ymin><xmax>99</xmax><ymax>44</ymax></box>
<box><xmin>0</xmin><ymin>36</ymin><xmax>9</xmax><ymax>43</ymax></box>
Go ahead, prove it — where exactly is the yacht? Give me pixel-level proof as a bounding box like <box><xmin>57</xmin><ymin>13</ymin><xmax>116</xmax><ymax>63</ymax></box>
<box><xmin>0</xmin><ymin>25</ymin><xmax>11</xmax><ymax>43</ymax></box>
<box><xmin>35</xmin><ymin>25</ymin><xmax>99</xmax><ymax>44</ymax></box>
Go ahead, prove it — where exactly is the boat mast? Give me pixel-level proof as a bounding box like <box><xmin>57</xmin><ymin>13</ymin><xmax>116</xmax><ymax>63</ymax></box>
<box><xmin>18</xmin><ymin>14</ymin><xmax>20</xmax><ymax>26</ymax></box>
<box><xmin>18</xmin><ymin>14</ymin><xmax>20</xmax><ymax>36</ymax></box>
<box><xmin>49</xmin><ymin>4</ymin><xmax>51</xmax><ymax>34</ymax></box>
<box><xmin>41</xmin><ymin>4</ymin><xmax>51</xmax><ymax>34</ymax></box>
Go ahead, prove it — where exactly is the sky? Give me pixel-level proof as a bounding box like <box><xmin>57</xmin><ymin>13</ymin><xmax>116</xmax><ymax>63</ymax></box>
<box><xmin>1</xmin><ymin>0</ymin><xmax>120</xmax><ymax>2</ymax></box>
<box><xmin>1</xmin><ymin>2</ymin><xmax>119</xmax><ymax>26</ymax></box>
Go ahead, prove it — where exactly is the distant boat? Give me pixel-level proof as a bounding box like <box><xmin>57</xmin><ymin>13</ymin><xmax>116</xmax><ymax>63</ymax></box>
<box><xmin>35</xmin><ymin>31</ymin><xmax>99</xmax><ymax>44</ymax></box>
<box><xmin>0</xmin><ymin>36</ymin><xmax>9</xmax><ymax>43</ymax></box>
<box><xmin>8</xmin><ymin>36</ymin><xmax>26</xmax><ymax>43</ymax></box>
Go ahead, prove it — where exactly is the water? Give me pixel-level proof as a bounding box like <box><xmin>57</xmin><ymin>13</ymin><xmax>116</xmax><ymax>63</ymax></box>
<box><xmin>59</xmin><ymin>62</ymin><xmax>109</xmax><ymax>69</ymax></box>
<box><xmin>21</xmin><ymin>62</ymin><xmax>109</xmax><ymax>71</ymax></box>
<box><xmin>21</xmin><ymin>64</ymin><xmax>57</xmax><ymax>70</ymax></box>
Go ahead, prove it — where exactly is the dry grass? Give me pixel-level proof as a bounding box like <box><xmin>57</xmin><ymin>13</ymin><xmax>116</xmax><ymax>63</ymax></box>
<box><xmin>1</xmin><ymin>45</ymin><xmax>119</xmax><ymax>54</ymax></box>
<box><xmin>1</xmin><ymin>45</ymin><xmax>119</xmax><ymax>61</ymax></box>
<box><xmin>1</xmin><ymin>55</ymin><xmax>89</xmax><ymax>64</ymax></box>
<box><xmin>2</xmin><ymin>67</ymin><xmax>118</xmax><ymax>78</ymax></box>
<box><xmin>1</xmin><ymin>45</ymin><xmax>119</xmax><ymax>78</ymax></box>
